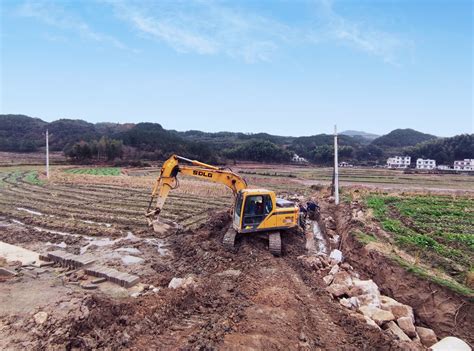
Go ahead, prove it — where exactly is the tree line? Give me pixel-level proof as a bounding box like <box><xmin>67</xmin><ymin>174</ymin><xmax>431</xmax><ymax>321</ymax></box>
<box><xmin>64</xmin><ymin>137</ymin><xmax>123</xmax><ymax>162</ymax></box>
<box><xmin>1</xmin><ymin>115</ymin><xmax>471</xmax><ymax>165</ymax></box>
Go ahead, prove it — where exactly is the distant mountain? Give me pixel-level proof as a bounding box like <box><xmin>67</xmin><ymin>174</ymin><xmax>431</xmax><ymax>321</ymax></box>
<box><xmin>1</xmin><ymin>114</ymin><xmax>466</xmax><ymax>165</ymax></box>
<box><xmin>371</xmin><ymin>129</ymin><xmax>437</xmax><ymax>148</ymax></box>
<box><xmin>341</xmin><ymin>130</ymin><xmax>379</xmax><ymax>140</ymax></box>
<box><xmin>0</xmin><ymin>114</ymin><xmax>47</xmax><ymax>151</ymax></box>
<box><xmin>48</xmin><ymin>119</ymin><xmax>99</xmax><ymax>151</ymax></box>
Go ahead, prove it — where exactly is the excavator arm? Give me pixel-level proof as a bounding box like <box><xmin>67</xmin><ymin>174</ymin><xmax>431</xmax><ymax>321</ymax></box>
<box><xmin>145</xmin><ymin>155</ymin><xmax>247</xmax><ymax>225</ymax></box>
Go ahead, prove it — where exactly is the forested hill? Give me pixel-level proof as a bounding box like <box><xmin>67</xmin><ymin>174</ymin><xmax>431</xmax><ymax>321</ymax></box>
<box><xmin>371</xmin><ymin>129</ymin><xmax>437</xmax><ymax>148</ymax></box>
<box><xmin>0</xmin><ymin>114</ymin><xmax>470</xmax><ymax>165</ymax></box>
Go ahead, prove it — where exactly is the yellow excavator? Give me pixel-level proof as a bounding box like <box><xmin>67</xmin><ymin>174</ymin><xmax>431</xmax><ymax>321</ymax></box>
<box><xmin>145</xmin><ymin>155</ymin><xmax>301</xmax><ymax>256</ymax></box>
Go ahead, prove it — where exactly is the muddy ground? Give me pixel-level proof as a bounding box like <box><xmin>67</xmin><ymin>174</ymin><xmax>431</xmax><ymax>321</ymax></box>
<box><xmin>1</xmin><ymin>169</ymin><xmax>472</xmax><ymax>350</ymax></box>
<box><xmin>2</xmin><ymin>212</ymin><xmax>410</xmax><ymax>350</ymax></box>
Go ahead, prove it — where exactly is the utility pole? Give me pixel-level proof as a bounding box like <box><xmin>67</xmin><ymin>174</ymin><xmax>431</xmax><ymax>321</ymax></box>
<box><xmin>46</xmin><ymin>129</ymin><xmax>50</xmax><ymax>179</ymax></box>
<box><xmin>334</xmin><ymin>125</ymin><xmax>339</xmax><ymax>205</ymax></box>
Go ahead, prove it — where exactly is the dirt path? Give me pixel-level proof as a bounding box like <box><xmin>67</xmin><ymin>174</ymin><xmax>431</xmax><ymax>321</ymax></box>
<box><xmin>15</xmin><ymin>212</ymin><xmax>407</xmax><ymax>350</ymax></box>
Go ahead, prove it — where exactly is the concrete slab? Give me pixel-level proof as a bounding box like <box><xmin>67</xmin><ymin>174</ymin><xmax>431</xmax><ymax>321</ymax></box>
<box><xmin>45</xmin><ymin>249</ymin><xmax>140</xmax><ymax>288</ymax></box>
<box><xmin>0</xmin><ymin>267</ymin><xmax>18</xmax><ymax>276</ymax></box>
<box><xmin>0</xmin><ymin>241</ymin><xmax>41</xmax><ymax>266</ymax></box>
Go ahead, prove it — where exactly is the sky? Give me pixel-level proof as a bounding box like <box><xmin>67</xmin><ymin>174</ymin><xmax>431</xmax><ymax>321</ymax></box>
<box><xmin>0</xmin><ymin>0</ymin><xmax>472</xmax><ymax>137</ymax></box>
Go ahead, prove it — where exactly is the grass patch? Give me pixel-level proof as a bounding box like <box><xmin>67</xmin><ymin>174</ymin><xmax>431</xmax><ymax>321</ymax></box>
<box><xmin>24</xmin><ymin>171</ymin><xmax>44</xmax><ymax>185</ymax></box>
<box><xmin>391</xmin><ymin>255</ymin><xmax>474</xmax><ymax>297</ymax></box>
<box><xmin>366</xmin><ymin>196</ymin><xmax>388</xmax><ymax>219</ymax></box>
<box><xmin>65</xmin><ymin>167</ymin><xmax>121</xmax><ymax>176</ymax></box>
<box><xmin>354</xmin><ymin>230</ymin><xmax>377</xmax><ymax>245</ymax></box>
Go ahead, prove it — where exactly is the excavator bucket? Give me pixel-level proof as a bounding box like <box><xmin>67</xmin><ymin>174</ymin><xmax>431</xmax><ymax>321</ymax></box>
<box><xmin>152</xmin><ymin>218</ymin><xmax>181</xmax><ymax>237</ymax></box>
<box><xmin>152</xmin><ymin>219</ymin><xmax>172</xmax><ymax>235</ymax></box>
<box><xmin>146</xmin><ymin>210</ymin><xmax>180</xmax><ymax>237</ymax></box>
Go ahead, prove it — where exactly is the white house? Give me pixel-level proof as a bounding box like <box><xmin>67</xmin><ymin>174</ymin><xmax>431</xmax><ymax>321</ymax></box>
<box><xmin>416</xmin><ymin>158</ymin><xmax>436</xmax><ymax>170</ymax></box>
<box><xmin>437</xmin><ymin>165</ymin><xmax>451</xmax><ymax>170</ymax></box>
<box><xmin>387</xmin><ymin>156</ymin><xmax>411</xmax><ymax>169</ymax></box>
<box><xmin>339</xmin><ymin>162</ymin><xmax>353</xmax><ymax>168</ymax></box>
<box><xmin>292</xmin><ymin>154</ymin><xmax>308</xmax><ymax>163</ymax></box>
<box><xmin>453</xmin><ymin>159</ymin><xmax>474</xmax><ymax>171</ymax></box>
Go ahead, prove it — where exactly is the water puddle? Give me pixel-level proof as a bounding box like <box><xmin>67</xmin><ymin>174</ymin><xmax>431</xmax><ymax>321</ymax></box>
<box><xmin>0</xmin><ymin>219</ymin><xmax>11</xmax><ymax>228</ymax></box>
<box><xmin>121</xmin><ymin>255</ymin><xmax>144</xmax><ymax>265</ymax></box>
<box><xmin>80</xmin><ymin>237</ymin><xmax>121</xmax><ymax>254</ymax></box>
<box><xmin>145</xmin><ymin>238</ymin><xmax>169</xmax><ymax>255</ymax></box>
<box><xmin>115</xmin><ymin>247</ymin><xmax>141</xmax><ymax>255</ymax></box>
<box><xmin>46</xmin><ymin>241</ymin><xmax>67</xmax><ymax>248</ymax></box>
<box><xmin>17</xmin><ymin>207</ymin><xmax>43</xmax><ymax>216</ymax></box>
<box><xmin>33</xmin><ymin>226</ymin><xmax>81</xmax><ymax>238</ymax></box>
<box><xmin>125</xmin><ymin>232</ymin><xmax>140</xmax><ymax>241</ymax></box>
<box><xmin>81</xmin><ymin>220</ymin><xmax>112</xmax><ymax>228</ymax></box>
<box><xmin>105</xmin><ymin>251</ymin><xmax>144</xmax><ymax>265</ymax></box>
<box><xmin>313</xmin><ymin>221</ymin><xmax>328</xmax><ymax>255</ymax></box>
<box><xmin>8</xmin><ymin>215</ymin><xmax>167</xmax><ymax>263</ymax></box>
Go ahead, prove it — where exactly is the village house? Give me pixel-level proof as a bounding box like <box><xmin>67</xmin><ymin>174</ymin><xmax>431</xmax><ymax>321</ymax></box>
<box><xmin>292</xmin><ymin>154</ymin><xmax>308</xmax><ymax>163</ymax></box>
<box><xmin>453</xmin><ymin>159</ymin><xmax>474</xmax><ymax>171</ymax></box>
<box><xmin>416</xmin><ymin>158</ymin><xmax>436</xmax><ymax>170</ymax></box>
<box><xmin>339</xmin><ymin>162</ymin><xmax>353</xmax><ymax>168</ymax></box>
<box><xmin>386</xmin><ymin>156</ymin><xmax>411</xmax><ymax>169</ymax></box>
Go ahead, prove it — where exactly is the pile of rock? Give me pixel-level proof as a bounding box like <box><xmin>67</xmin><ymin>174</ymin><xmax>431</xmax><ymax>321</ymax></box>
<box><xmin>324</xmin><ymin>260</ymin><xmax>439</xmax><ymax>347</ymax></box>
<box><xmin>130</xmin><ymin>283</ymin><xmax>161</xmax><ymax>298</ymax></box>
<box><xmin>298</xmin><ymin>254</ymin><xmax>439</xmax><ymax>348</ymax></box>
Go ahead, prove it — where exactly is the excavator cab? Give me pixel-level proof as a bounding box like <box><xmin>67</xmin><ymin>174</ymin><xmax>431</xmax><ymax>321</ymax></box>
<box><xmin>233</xmin><ymin>191</ymin><xmax>273</xmax><ymax>231</ymax></box>
<box><xmin>224</xmin><ymin>189</ymin><xmax>300</xmax><ymax>255</ymax></box>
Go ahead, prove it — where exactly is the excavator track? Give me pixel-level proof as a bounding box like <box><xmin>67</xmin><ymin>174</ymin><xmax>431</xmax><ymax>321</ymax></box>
<box><xmin>223</xmin><ymin>228</ymin><xmax>237</xmax><ymax>251</ymax></box>
<box><xmin>268</xmin><ymin>231</ymin><xmax>282</xmax><ymax>257</ymax></box>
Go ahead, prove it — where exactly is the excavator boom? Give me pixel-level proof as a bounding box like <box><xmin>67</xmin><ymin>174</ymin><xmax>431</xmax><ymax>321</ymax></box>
<box><xmin>146</xmin><ymin>155</ymin><xmax>247</xmax><ymax>224</ymax></box>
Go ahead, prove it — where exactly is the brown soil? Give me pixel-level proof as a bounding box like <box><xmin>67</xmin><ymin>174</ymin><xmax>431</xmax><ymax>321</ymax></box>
<box><xmin>320</xmin><ymin>200</ymin><xmax>474</xmax><ymax>346</ymax></box>
<box><xmin>3</xmin><ymin>168</ymin><xmax>471</xmax><ymax>350</ymax></box>
<box><xmin>1</xmin><ymin>212</ymin><xmax>412</xmax><ymax>350</ymax></box>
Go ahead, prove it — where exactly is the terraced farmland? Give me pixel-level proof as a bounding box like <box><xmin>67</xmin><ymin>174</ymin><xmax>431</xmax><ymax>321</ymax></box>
<box><xmin>366</xmin><ymin>193</ymin><xmax>474</xmax><ymax>293</ymax></box>
<box><xmin>0</xmin><ymin>167</ymin><xmax>233</xmax><ymax>240</ymax></box>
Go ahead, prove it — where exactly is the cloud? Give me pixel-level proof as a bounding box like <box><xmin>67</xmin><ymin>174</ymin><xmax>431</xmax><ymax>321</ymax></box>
<box><xmin>17</xmin><ymin>0</ymin><xmax>410</xmax><ymax>64</ymax></box>
<box><xmin>312</xmin><ymin>0</ymin><xmax>411</xmax><ymax>65</ymax></box>
<box><xmin>104</xmin><ymin>0</ymin><xmax>410</xmax><ymax>65</ymax></box>
<box><xmin>18</xmin><ymin>1</ymin><xmax>129</xmax><ymax>50</ymax></box>
<box><xmin>103</xmin><ymin>0</ymin><xmax>296</xmax><ymax>63</ymax></box>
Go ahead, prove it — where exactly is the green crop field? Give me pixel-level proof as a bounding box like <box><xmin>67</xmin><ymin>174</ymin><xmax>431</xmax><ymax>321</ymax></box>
<box><xmin>24</xmin><ymin>170</ymin><xmax>44</xmax><ymax>185</ymax></box>
<box><xmin>366</xmin><ymin>193</ymin><xmax>473</xmax><ymax>294</ymax></box>
<box><xmin>65</xmin><ymin>167</ymin><xmax>122</xmax><ymax>176</ymax></box>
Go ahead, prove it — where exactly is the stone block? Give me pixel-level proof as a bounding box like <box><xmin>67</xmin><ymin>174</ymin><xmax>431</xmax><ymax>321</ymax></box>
<box><xmin>415</xmin><ymin>327</ymin><xmax>437</xmax><ymax>347</ymax></box>
<box><xmin>397</xmin><ymin>317</ymin><xmax>416</xmax><ymax>337</ymax></box>
<box><xmin>386</xmin><ymin>321</ymin><xmax>411</xmax><ymax>342</ymax></box>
